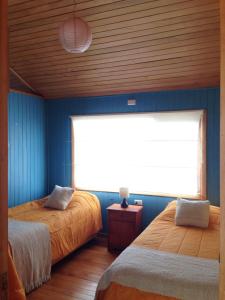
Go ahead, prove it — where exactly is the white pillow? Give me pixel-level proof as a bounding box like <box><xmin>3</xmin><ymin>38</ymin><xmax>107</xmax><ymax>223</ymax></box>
<box><xmin>175</xmin><ymin>198</ymin><xmax>210</xmax><ymax>228</ymax></box>
<box><xmin>44</xmin><ymin>185</ymin><xmax>74</xmax><ymax>210</ymax></box>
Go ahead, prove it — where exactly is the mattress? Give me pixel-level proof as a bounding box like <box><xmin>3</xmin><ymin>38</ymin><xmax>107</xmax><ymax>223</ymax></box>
<box><xmin>8</xmin><ymin>191</ymin><xmax>102</xmax><ymax>300</ymax></box>
<box><xmin>97</xmin><ymin>200</ymin><xmax>220</xmax><ymax>300</ymax></box>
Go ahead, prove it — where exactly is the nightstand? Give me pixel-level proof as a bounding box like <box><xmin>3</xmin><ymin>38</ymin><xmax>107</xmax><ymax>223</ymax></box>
<box><xmin>107</xmin><ymin>204</ymin><xmax>143</xmax><ymax>252</ymax></box>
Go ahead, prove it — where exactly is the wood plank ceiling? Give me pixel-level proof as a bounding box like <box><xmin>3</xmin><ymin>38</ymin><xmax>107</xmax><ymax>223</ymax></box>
<box><xmin>9</xmin><ymin>0</ymin><xmax>220</xmax><ymax>99</ymax></box>
<box><xmin>9</xmin><ymin>69</ymin><xmax>38</xmax><ymax>94</ymax></box>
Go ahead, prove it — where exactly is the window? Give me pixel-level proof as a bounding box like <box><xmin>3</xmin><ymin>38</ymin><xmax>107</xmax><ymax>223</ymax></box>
<box><xmin>71</xmin><ymin>110</ymin><xmax>206</xmax><ymax>199</ymax></box>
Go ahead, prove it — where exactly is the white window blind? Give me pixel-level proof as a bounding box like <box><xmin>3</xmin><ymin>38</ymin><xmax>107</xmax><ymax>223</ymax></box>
<box><xmin>72</xmin><ymin>110</ymin><xmax>205</xmax><ymax>198</ymax></box>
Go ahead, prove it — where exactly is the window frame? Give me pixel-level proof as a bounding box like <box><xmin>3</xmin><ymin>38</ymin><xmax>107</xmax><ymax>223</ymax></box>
<box><xmin>71</xmin><ymin>110</ymin><xmax>207</xmax><ymax>200</ymax></box>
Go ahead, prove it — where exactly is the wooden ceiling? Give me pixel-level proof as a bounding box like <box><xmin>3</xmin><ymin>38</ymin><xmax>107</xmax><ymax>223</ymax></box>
<box><xmin>9</xmin><ymin>0</ymin><xmax>220</xmax><ymax>99</ymax></box>
<box><xmin>10</xmin><ymin>68</ymin><xmax>39</xmax><ymax>94</ymax></box>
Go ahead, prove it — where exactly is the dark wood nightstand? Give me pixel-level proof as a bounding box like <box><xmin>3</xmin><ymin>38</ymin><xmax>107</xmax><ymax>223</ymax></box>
<box><xmin>107</xmin><ymin>204</ymin><xmax>143</xmax><ymax>252</ymax></box>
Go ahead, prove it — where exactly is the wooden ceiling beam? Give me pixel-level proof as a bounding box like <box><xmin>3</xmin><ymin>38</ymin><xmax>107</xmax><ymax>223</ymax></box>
<box><xmin>10</xmin><ymin>67</ymin><xmax>43</xmax><ymax>96</ymax></box>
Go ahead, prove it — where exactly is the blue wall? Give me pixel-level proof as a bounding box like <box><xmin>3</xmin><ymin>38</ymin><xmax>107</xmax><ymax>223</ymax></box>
<box><xmin>46</xmin><ymin>88</ymin><xmax>220</xmax><ymax>232</ymax></box>
<box><xmin>8</xmin><ymin>91</ymin><xmax>47</xmax><ymax>207</ymax></box>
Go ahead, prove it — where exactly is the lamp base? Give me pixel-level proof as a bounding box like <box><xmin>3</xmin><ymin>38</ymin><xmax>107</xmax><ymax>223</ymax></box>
<box><xmin>121</xmin><ymin>198</ymin><xmax>128</xmax><ymax>208</ymax></box>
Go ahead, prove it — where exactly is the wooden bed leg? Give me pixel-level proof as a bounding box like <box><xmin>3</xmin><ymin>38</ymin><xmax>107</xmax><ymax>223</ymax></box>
<box><xmin>0</xmin><ymin>0</ymin><xmax>9</xmax><ymax>299</ymax></box>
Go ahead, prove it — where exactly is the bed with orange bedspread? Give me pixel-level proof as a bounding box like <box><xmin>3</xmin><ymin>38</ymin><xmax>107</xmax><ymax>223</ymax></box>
<box><xmin>96</xmin><ymin>200</ymin><xmax>220</xmax><ymax>300</ymax></box>
<box><xmin>8</xmin><ymin>191</ymin><xmax>102</xmax><ymax>300</ymax></box>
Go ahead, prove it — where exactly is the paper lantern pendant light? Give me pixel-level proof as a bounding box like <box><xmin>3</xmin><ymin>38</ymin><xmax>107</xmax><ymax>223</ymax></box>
<box><xmin>59</xmin><ymin>17</ymin><xmax>92</xmax><ymax>53</ymax></box>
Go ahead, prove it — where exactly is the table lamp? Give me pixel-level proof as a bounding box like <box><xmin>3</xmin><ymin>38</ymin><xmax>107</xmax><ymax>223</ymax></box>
<box><xmin>119</xmin><ymin>187</ymin><xmax>129</xmax><ymax>208</ymax></box>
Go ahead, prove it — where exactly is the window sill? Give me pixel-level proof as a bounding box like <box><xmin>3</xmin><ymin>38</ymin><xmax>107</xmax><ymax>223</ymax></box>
<box><xmin>75</xmin><ymin>187</ymin><xmax>205</xmax><ymax>200</ymax></box>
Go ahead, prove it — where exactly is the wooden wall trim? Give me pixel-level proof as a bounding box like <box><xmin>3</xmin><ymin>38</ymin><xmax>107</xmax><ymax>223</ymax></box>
<box><xmin>0</xmin><ymin>0</ymin><xmax>9</xmax><ymax>298</ymax></box>
<box><xmin>220</xmin><ymin>0</ymin><xmax>225</xmax><ymax>298</ymax></box>
<box><xmin>199</xmin><ymin>110</ymin><xmax>207</xmax><ymax>200</ymax></box>
<box><xmin>10</xmin><ymin>67</ymin><xmax>43</xmax><ymax>97</ymax></box>
<box><xmin>71</xmin><ymin>117</ymin><xmax>75</xmax><ymax>189</ymax></box>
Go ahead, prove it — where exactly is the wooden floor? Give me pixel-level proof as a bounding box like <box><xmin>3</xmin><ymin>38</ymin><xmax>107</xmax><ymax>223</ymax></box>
<box><xmin>27</xmin><ymin>237</ymin><xmax>117</xmax><ymax>300</ymax></box>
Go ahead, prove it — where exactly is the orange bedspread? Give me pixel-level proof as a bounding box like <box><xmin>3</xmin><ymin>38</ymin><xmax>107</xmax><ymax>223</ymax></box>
<box><xmin>8</xmin><ymin>191</ymin><xmax>102</xmax><ymax>300</ymax></box>
<box><xmin>97</xmin><ymin>200</ymin><xmax>220</xmax><ymax>300</ymax></box>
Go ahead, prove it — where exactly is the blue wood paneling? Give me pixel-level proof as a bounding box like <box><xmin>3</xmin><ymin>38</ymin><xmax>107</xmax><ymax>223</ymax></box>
<box><xmin>46</xmin><ymin>87</ymin><xmax>220</xmax><ymax>232</ymax></box>
<box><xmin>8</xmin><ymin>91</ymin><xmax>47</xmax><ymax>207</ymax></box>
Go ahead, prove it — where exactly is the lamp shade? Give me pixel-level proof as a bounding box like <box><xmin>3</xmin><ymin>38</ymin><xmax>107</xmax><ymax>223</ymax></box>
<box><xmin>119</xmin><ymin>187</ymin><xmax>129</xmax><ymax>199</ymax></box>
<box><xmin>59</xmin><ymin>17</ymin><xmax>92</xmax><ymax>53</ymax></box>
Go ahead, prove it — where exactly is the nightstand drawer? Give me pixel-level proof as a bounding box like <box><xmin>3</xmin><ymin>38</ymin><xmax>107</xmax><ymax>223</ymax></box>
<box><xmin>109</xmin><ymin>210</ymin><xmax>136</xmax><ymax>222</ymax></box>
<box><xmin>108</xmin><ymin>220</ymin><xmax>136</xmax><ymax>250</ymax></box>
<box><xmin>107</xmin><ymin>204</ymin><xmax>143</xmax><ymax>252</ymax></box>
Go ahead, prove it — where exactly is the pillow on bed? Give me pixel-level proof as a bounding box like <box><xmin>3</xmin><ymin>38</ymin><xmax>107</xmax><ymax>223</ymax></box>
<box><xmin>44</xmin><ymin>185</ymin><xmax>74</xmax><ymax>210</ymax></box>
<box><xmin>175</xmin><ymin>198</ymin><xmax>210</xmax><ymax>228</ymax></box>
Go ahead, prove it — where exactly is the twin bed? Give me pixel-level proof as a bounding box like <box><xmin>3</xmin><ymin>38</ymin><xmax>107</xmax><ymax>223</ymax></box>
<box><xmin>96</xmin><ymin>201</ymin><xmax>220</xmax><ymax>300</ymax></box>
<box><xmin>8</xmin><ymin>190</ymin><xmax>102</xmax><ymax>300</ymax></box>
<box><xmin>8</xmin><ymin>194</ymin><xmax>220</xmax><ymax>300</ymax></box>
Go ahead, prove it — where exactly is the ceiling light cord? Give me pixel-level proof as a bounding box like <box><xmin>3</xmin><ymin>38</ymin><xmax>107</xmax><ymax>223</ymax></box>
<box><xmin>73</xmin><ymin>0</ymin><xmax>76</xmax><ymax>18</ymax></box>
